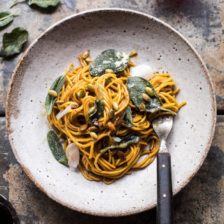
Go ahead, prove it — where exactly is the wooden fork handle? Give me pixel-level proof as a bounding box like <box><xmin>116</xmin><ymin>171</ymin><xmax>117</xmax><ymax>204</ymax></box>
<box><xmin>157</xmin><ymin>152</ymin><xmax>173</xmax><ymax>224</ymax></box>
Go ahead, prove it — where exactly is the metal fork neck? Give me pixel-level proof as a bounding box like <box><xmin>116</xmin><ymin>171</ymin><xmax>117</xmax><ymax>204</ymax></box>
<box><xmin>160</xmin><ymin>139</ymin><xmax>168</xmax><ymax>153</ymax></box>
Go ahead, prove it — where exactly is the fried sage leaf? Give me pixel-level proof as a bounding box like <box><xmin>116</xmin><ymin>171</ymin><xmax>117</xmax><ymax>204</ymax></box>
<box><xmin>88</xmin><ymin>99</ymin><xmax>104</xmax><ymax>124</ymax></box>
<box><xmin>28</xmin><ymin>0</ymin><xmax>60</xmax><ymax>8</ymax></box>
<box><xmin>0</xmin><ymin>12</ymin><xmax>15</xmax><ymax>28</ymax></box>
<box><xmin>45</xmin><ymin>75</ymin><xmax>65</xmax><ymax>115</ymax></box>
<box><xmin>90</xmin><ymin>49</ymin><xmax>129</xmax><ymax>76</ymax></box>
<box><xmin>100</xmin><ymin>135</ymin><xmax>139</xmax><ymax>154</ymax></box>
<box><xmin>0</xmin><ymin>27</ymin><xmax>28</xmax><ymax>58</ymax></box>
<box><xmin>123</xmin><ymin>106</ymin><xmax>133</xmax><ymax>127</ymax></box>
<box><xmin>47</xmin><ymin>130</ymin><xmax>68</xmax><ymax>166</ymax></box>
<box><xmin>127</xmin><ymin>77</ymin><xmax>160</xmax><ymax>112</ymax></box>
<box><xmin>127</xmin><ymin>76</ymin><xmax>176</xmax><ymax>117</ymax></box>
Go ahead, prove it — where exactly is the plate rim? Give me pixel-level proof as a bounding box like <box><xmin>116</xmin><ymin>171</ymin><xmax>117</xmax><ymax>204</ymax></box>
<box><xmin>6</xmin><ymin>8</ymin><xmax>217</xmax><ymax>217</ymax></box>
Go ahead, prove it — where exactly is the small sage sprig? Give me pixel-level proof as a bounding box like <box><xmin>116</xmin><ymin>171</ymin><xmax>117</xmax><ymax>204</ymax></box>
<box><xmin>0</xmin><ymin>27</ymin><xmax>28</xmax><ymax>58</ymax></box>
<box><xmin>45</xmin><ymin>75</ymin><xmax>65</xmax><ymax>115</ymax></box>
<box><xmin>47</xmin><ymin>130</ymin><xmax>68</xmax><ymax>166</ymax></box>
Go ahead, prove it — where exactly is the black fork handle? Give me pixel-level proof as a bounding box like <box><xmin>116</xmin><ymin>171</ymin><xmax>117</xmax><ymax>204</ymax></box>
<box><xmin>157</xmin><ymin>152</ymin><xmax>173</xmax><ymax>224</ymax></box>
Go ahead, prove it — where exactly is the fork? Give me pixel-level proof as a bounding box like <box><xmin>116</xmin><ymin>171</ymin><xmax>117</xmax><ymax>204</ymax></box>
<box><xmin>152</xmin><ymin>116</ymin><xmax>173</xmax><ymax>224</ymax></box>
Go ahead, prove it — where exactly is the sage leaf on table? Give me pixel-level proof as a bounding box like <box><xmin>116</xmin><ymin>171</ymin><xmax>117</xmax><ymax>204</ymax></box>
<box><xmin>0</xmin><ymin>12</ymin><xmax>15</xmax><ymax>28</ymax></box>
<box><xmin>45</xmin><ymin>75</ymin><xmax>65</xmax><ymax>115</ymax></box>
<box><xmin>0</xmin><ymin>27</ymin><xmax>28</xmax><ymax>58</ymax></box>
<box><xmin>11</xmin><ymin>0</ymin><xmax>60</xmax><ymax>8</ymax></box>
<box><xmin>123</xmin><ymin>106</ymin><xmax>133</xmax><ymax>128</ymax></box>
<box><xmin>100</xmin><ymin>135</ymin><xmax>140</xmax><ymax>154</ymax></box>
<box><xmin>47</xmin><ymin>130</ymin><xmax>68</xmax><ymax>166</ymax></box>
<box><xmin>88</xmin><ymin>99</ymin><xmax>104</xmax><ymax>124</ymax></box>
<box><xmin>28</xmin><ymin>0</ymin><xmax>60</xmax><ymax>8</ymax></box>
<box><xmin>10</xmin><ymin>0</ymin><xmax>26</xmax><ymax>8</ymax></box>
<box><xmin>127</xmin><ymin>76</ymin><xmax>176</xmax><ymax>116</ymax></box>
<box><xmin>90</xmin><ymin>49</ymin><xmax>129</xmax><ymax>76</ymax></box>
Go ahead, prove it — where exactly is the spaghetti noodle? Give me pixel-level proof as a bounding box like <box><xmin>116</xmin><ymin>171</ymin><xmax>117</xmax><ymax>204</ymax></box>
<box><xmin>47</xmin><ymin>50</ymin><xmax>186</xmax><ymax>184</ymax></box>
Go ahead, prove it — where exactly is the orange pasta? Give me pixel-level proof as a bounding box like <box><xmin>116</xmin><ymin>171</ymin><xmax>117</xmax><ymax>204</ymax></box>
<box><xmin>47</xmin><ymin>50</ymin><xmax>186</xmax><ymax>184</ymax></box>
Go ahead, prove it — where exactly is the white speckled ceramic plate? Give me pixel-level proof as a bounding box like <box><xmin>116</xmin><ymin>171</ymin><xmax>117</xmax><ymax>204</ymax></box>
<box><xmin>6</xmin><ymin>9</ymin><xmax>216</xmax><ymax>216</ymax></box>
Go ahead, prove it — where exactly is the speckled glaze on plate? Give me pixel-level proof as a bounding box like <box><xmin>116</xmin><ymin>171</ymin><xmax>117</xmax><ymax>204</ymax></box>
<box><xmin>6</xmin><ymin>9</ymin><xmax>216</xmax><ymax>216</ymax></box>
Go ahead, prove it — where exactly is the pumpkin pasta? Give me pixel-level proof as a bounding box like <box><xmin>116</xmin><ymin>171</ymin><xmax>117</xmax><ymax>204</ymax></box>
<box><xmin>46</xmin><ymin>50</ymin><xmax>186</xmax><ymax>184</ymax></box>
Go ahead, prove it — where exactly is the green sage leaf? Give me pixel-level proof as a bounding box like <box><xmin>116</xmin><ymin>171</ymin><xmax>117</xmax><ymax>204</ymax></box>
<box><xmin>47</xmin><ymin>130</ymin><xmax>68</xmax><ymax>166</ymax></box>
<box><xmin>127</xmin><ymin>76</ymin><xmax>176</xmax><ymax>117</ymax></box>
<box><xmin>0</xmin><ymin>12</ymin><xmax>15</xmax><ymax>28</ymax></box>
<box><xmin>100</xmin><ymin>135</ymin><xmax>139</xmax><ymax>154</ymax></box>
<box><xmin>123</xmin><ymin>106</ymin><xmax>133</xmax><ymax>127</ymax></box>
<box><xmin>28</xmin><ymin>0</ymin><xmax>60</xmax><ymax>8</ymax></box>
<box><xmin>88</xmin><ymin>99</ymin><xmax>104</xmax><ymax>124</ymax></box>
<box><xmin>127</xmin><ymin>76</ymin><xmax>161</xmax><ymax>113</ymax></box>
<box><xmin>45</xmin><ymin>75</ymin><xmax>65</xmax><ymax>115</ymax></box>
<box><xmin>0</xmin><ymin>27</ymin><xmax>28</xmax><ymax>58</ymax></box>
<box><xmin>90</xmin><ymin>49</ymin><xmax>129</xmax><ymax>76</ymax></box>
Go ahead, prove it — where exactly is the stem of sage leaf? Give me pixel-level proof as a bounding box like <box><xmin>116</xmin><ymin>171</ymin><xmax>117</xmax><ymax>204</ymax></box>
<box><xmin>10</xmin><ymin>0</ymin><xmax>26</xmax><ymax>9</ymax></box>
